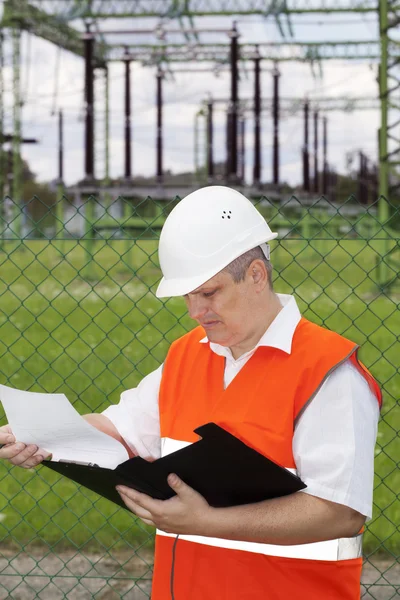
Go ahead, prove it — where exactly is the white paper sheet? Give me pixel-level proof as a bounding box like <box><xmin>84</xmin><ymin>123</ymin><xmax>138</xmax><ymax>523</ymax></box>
<box><xmin>0</xmin><ymin>384</ymin><xmax>129</xmax><ymax>469</ymax></box>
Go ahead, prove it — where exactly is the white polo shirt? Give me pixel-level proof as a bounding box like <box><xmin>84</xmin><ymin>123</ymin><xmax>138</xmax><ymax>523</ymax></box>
<box><xmin>103</xmin><ymin>294</ymin><xmax>380</xmax><ymax>518</ymax></box>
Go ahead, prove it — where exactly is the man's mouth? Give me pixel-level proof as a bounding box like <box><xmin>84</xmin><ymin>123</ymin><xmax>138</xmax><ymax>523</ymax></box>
<box><xmin>202</xmin><ymin>320</ymin><xmax>220</xmax><ymax>328</ymax></box>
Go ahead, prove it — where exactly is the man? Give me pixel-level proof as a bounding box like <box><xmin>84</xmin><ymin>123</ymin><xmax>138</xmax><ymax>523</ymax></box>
<box><xmin>0</xmin><ymin>186</ymin><xmax>381</xmax><ymax>599</ymax></box>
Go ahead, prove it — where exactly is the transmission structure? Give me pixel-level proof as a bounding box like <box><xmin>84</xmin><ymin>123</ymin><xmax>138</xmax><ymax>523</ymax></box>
<box><xmin>0</xmin><ymin>0</ymin><xmax>398</xmax><ymax>224</ymax></box>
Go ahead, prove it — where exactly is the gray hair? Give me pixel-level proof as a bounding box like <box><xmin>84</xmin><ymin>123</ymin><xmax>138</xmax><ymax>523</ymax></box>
<box><xmin>223</xmin><ymin>246</ymin><xmax>274</xmax><ymax>290</ymax></box>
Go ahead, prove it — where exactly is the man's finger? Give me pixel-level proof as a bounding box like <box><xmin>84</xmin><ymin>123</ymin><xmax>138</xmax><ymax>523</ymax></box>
<box><xmin>116</xmin><ymin>486</ymin><xmax>162</xmax><ymax>513</ymax></box>
<box><xmin>18</xmin><ymin>456</ymin><xmax>47</xmax><ymax>470</ymax></box>
<box><xmin>7</xmin><ymin>444</ymin><xmax>39</xmax><ymax>466</ymax></box>
<box><xmin>0</xmin><ymin>443</ymin><xmax>28</xmax><ymax>460</ymax></box>
<box><xmin>117</xmin><ymin>488</ymin><xmax>155</xmax><ymax>520</ymax></box>
<box><xmin>0</xmin><ymin>426</ymin><xmax>15</xmax><ymax>445</ymax></box>
<box><xmin>24</xmin><ymin>453</ymin><xmax>50</xmax><ymax>468</ymax></box>
<box><xmin>140</xmin><ymin>518</ymin><xmax>156</xmax><ymax>527</ymax></box>
<box><xmin>131</xmin><ymin>505</ymin><xmax>154</xmax><ymax>521</ymax></box>
<box><xmin>0</xmin><ymin>425</ymin><xmax>13</xmax><ymax>433</ymax></box>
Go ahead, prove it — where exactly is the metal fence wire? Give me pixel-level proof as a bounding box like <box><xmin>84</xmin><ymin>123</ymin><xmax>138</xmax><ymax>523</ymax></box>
<box><xmin>0</xmin><ymin>194</ymin><xmax>399</xmax><ymax>599</ymax></box>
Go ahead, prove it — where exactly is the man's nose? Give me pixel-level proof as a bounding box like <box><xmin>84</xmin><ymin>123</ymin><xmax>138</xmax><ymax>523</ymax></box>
<box><xmin>187</xmin><ymin>296</ymin><xmax>208</xmax><ymax>320</ymax></box>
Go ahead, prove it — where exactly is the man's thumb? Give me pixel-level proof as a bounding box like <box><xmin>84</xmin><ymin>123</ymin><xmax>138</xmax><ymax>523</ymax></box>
<box><xmin>168</xmin><ymin>473</ymin><xmax>191</xmax><ymax>496</ymax></box>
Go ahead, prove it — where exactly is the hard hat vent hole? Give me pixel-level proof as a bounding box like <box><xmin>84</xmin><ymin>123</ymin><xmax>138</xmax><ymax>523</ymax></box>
<box><xmin>221</xmin><ymin>210</ymin><xmax>232</xmax><ymax>220</ymax></box>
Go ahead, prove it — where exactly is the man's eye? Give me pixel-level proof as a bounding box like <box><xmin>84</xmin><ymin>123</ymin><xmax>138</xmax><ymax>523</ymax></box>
<box><xmin>203</xmin><ymin>291</ymin><xmax>216</xmax><ymax>298</ymax></box>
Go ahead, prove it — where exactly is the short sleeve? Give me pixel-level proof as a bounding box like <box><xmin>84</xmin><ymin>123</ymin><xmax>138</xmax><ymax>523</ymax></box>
<box><xmin>293</xmin><ymin>359</ymin><xmax>380</xmax><ymax>519</ymax></box>
<box><xmin>102</xmin><ymin>365</ymin><xmax>162</xmax><ymax>460</ymax></box>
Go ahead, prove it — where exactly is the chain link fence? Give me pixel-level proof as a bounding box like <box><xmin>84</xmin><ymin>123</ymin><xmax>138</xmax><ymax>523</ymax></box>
<box><xmin>0</xmin><ymin>193</ymin><xmax>399</xmax><ymax>599</ymax></box>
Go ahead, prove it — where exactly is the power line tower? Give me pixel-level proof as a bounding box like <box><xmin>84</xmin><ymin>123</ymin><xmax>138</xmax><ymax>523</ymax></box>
<box><xmin>0</xmin><ymin>0</ymin><xmax>398</xmax><ymax>199</ymax></box>
<box><xmin>379</xmin><ymin>0</ymin><xmax>399</xmax><ymax>200</ymax></box>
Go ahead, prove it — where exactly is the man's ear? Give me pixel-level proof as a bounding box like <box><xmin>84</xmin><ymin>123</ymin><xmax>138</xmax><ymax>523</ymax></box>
<box><xmin>249</xmin><ymin>259</ymin><xmax>268</xmax><ymax>289</ymax></box>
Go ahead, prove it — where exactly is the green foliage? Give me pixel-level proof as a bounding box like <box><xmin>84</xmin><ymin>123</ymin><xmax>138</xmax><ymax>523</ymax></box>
<box><xmin>0</xmin><ymin>150</ymin><xmax>58</xmax><ymax>235</ymax></box>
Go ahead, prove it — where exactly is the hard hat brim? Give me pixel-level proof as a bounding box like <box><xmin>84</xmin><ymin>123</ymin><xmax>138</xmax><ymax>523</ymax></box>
<box><xmin>155</xmin><ymin>232</ymin><xmax>278</xmax><ymax>298</ymax></box>
<box><xmin>156</xmin><ymin>273</ymin><xmax>213</xmax><ymax>298</ymax></box>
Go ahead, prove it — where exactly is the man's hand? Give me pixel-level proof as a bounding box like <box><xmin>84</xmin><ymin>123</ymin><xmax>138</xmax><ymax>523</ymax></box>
<box><xmin>0</xmin><ymin>414</ymin><xmax>126</xmax><ymax>470</ymax></box>
<box><xmin>0</xmin><ymin>425</ymin><xmax>50</xmax><ymax>469</ymax></box>
<box><xmin>117</xmin><ymin>474</ymin><xmax>366</xmax><ymax>544</ymax></box>
<box><xmin>116</xmin><ymin>473</ymin><xmax>214</xmax><ymax>535</ymax></box>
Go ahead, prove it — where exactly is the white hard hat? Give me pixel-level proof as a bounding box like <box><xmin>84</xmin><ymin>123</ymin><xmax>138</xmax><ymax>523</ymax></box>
<box><xmin>156</xmin><ymin>185</ymin><xmax>278</xmax><ymax>298</ymax></box>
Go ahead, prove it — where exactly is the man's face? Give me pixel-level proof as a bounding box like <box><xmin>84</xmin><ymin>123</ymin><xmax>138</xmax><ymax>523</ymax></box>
<box><xmin>183</xmin><ymin>269</ymin><xmax>258</xmax><ymax>348</ymax></box>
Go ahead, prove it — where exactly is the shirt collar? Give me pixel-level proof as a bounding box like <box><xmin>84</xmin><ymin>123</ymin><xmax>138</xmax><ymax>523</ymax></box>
<box><xmin>199</xmin><ymin>294</ymin><xmax>301</xmax><ymax>358</ymax></box>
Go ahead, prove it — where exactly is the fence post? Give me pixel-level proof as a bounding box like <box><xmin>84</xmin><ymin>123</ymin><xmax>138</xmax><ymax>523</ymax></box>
<box><xmin>122</xmin><ymin>197</ymin><xmax>136</xmax><ymax>268</ymax></box>
<box><xmin>302</xmin><ymin>206</ymin><xmax>311</xmax><ymax>240</ymax></box>
<box><xmin>56</xmin><ymin>184</ymin><xmax>65</xmax><ymax>255</ymax></box>
<box><xmin>83</xmin><ymin>195</ymin><xmax>95</xmax><ymax>280</ymax></box>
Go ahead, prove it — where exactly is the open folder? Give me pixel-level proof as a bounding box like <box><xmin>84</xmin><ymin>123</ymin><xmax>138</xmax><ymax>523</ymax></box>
<box><xmin>0</xmin><ymin>384</ymin><xmax>305</xmax><ymax>510</ymax></box>
<box><xmin>44</xmin><ymin>423</ymin><xmax>306</xmax><ymax>510</ymax></box>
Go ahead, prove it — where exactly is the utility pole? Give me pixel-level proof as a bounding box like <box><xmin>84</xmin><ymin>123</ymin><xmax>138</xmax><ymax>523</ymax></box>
<box><xmin>227</xmin><ymin>22</ymin><xmax>239</xmax><ymax>181</ymax></box>
<box><xmin>156</xmin><ymin>66</ymin><xmax>163</xmax><ymax>185</ymax></box>
<box><xmin>253</xmin><ymin>46</ymin><xmax>261</xmax><ymax>187</ymax></box>
<box><xmin>303</xmin><ymin>99</ymin><xmax>310</xmax><ymax>192</ymax></box>
<box><xmin>322</xmin><ymin>116</ymin><xmax>328</xmax><ymax>196</ymax></box>
<box><xmin>83</xmin><ymin>23</ymin><xmax>95</xmax><ymax>181</ymax></box>
<box><xmin>56</xmin><ymin>109</ymin><xmax>64</xmax><ymax>241</ymax></box>
<box><xmin>58</xmin><ymin>110</ymin><xmax>64</xmax><ymax>183</ymax></box>
<box><xmin>225</xmin><ymin>108</ymin><xmax>231</xmax><ymax>179</ymax></box>
<box><xmin>313</xmin><ymin>110</ymin><xmax>319</xmax><ymax>193</ymax></box>
<box><xmin>206</xmin><ymin>97</ymin><xmax>214</xmax><ymax>182</ymax></box>
<box><xmin>123</xmin><ymin>49</ymin><xmax>132</xmax><ymax>180</ymax></box>
<box><xmin>272</xmin><ymin>64</ymin><xmax>280</xmax><ymax>185</ymax></box>
<box><xmin>239</xmin><ymin>115</ymin><xmax>246</xmax><ymax>183</ymax></box>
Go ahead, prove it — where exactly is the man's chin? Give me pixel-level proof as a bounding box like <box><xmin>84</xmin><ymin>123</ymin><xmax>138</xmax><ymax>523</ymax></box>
<box><xmin>206</xmin><ymin>329</ymin><xmax>230</xmax><ymax>346</ymax></box>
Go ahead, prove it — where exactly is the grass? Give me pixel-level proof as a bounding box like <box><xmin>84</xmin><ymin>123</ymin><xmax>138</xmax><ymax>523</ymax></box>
<box><xmin>0</xmin><ymin>237</ymin><xmax>398</xmax><ymax>556</ymax></box>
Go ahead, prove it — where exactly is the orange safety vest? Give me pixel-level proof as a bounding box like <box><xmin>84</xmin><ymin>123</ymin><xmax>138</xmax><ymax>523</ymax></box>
<box><xmin>152</xmin><ymin>317</ymin><xmax>382</xmax><ymax>600</ymax></box>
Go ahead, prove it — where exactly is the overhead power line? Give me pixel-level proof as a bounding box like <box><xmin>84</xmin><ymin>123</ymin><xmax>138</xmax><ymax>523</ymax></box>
<box><xmin>4</xmin><ymin>0</ymin><xmax>379</xmax><ymax>18</ymax></box>
<box><xmin>106</xmin><ymin>40</ymin><xmax>392</xmax><ymax>63</ymax></box>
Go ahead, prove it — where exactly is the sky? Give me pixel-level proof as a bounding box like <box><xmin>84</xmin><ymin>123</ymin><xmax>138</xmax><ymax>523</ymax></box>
<box><xmin>1</xmin><ymin>10</ymin><xmax>382</xmax><ymax>188</ymax></box>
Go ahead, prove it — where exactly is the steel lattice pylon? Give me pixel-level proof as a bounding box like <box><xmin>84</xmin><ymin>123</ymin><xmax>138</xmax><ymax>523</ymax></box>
<box><xmin>0</xmin><ymin>0</ymin><xmax>398</xmax><ymax>198</ymax></box>
<box><xmin>379</xmin><ymin>0</ymin><xmax>400</xmax><ymax>198</ymax></box>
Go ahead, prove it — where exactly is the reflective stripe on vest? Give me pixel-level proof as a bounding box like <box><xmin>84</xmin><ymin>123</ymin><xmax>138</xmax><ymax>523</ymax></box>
<box><xmin>159</xmin><ymin>437</ymin><xmax>363</xmax><ymax>562</ymax></box>
<box><xmin>156</xmin><ymin>530</ymin><xmax>363</xmax><ymax>562</ymax></box>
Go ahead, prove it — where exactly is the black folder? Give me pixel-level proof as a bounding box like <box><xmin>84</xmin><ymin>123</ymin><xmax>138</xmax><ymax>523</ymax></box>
<box><xmin>43</xmin><ymin>423</ymin><xmax>306</xmax><ymax>510</ymax></box>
